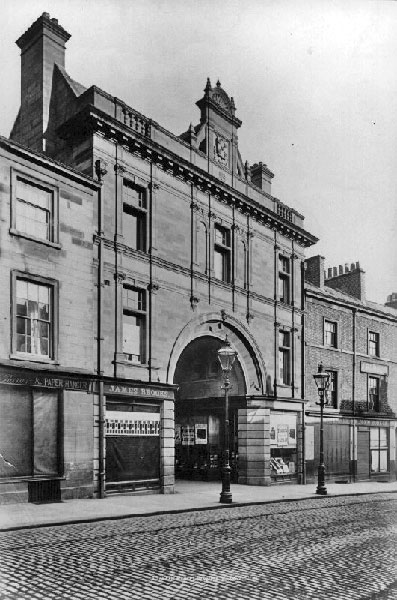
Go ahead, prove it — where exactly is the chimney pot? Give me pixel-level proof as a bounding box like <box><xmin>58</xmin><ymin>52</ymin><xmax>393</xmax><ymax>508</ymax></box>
<box><xmin>339</xmin><ymin>265</ymin><xmax>343</xmax><ymax>275</ymax></box>
<box><xmin>345</xmin><ymin>263</ymin><xmax>349</xmax><ymax>273</ymax></box>
<box><xmin>327</xmin><ymin>268</ymin><xmax>332</xmax><ymax>279</ymax></box>
<box><xmin>350</xmin><ymin>263</ymin><xmax>355</xmax><ymax>271</ymax></box>
<box><xmin>333</xmin><ymin>267</ymin><xmax>338</xmax><ymax>277</ymax></box>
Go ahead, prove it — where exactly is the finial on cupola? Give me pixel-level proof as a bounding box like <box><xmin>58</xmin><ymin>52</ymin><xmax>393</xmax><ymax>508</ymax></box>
<box><xmin>244</xmin><ymin>160</ymin><xmax>250</xmax><ymax>180</ymax></box>
<box><xmin>216</xmin><ymin>79</ymin><xmax>221</xmax><ymax>87</ymax></box>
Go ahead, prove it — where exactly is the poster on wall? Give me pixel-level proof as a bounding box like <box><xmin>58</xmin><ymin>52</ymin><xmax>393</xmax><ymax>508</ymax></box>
<box><xmin>175</xmin><ymin>425</ymin><xmax>182</xmax><ymax>445</ymax></box>
<box><xmin>270</xmin><ymin>413</ymin><xmax>297</xmax><ymax>448</ymax></box>
<box><xmin>277</xmin><ymin>424</ymin><xmax>289</xmax><ymax>446</ymax></box>
<box><xmin>305</xmin><ymin>425</ymin><xmax>315</xmax><ymax>460</ymax></box>
<box><xmin>181</xmin><ymin>425</ymin><xmax>195</xmax><ymax>446</ymax></box>
<box><xmin>195</xmin><ymin>423</ymin><xmax>208</xmax><ymax>445</ymax></box>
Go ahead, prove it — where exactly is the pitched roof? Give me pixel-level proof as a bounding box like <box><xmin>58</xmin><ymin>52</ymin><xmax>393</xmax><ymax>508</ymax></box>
<box><xmin>305</xmin><ymin>282</ymin><xmax>397</xmax><ymax>318</ymax></box>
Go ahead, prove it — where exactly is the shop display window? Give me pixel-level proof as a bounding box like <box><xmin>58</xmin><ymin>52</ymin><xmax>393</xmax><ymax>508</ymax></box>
<box><xmin>370</xmin><ymin>427</ymin><xmax>388</xmax><ymax>473</ymax></box>
<box><xmin>270</xmin><ymin>412</ymin><xmax>298</xmax><ymax>481</ymax></box>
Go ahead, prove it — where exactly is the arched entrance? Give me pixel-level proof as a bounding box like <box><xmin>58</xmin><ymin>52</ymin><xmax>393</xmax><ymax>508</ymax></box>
<box><xmin>173</xmin><ymin>335</ymin><xmax>246</xmax><ymax>481</ymax></box>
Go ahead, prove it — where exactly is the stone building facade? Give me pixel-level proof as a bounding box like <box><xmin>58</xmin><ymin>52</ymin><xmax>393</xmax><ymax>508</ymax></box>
<box><xmin>2</xmin><ymin>13</ymin><xmax>319</xmax><ymax>502</ymax></box>
<box><xmin>305</xmin><ymin>256</ymin><xmax>397</xmax><ymax>483</ymax></box>
<box><xmin>0</xmin><ymin>135</ymin><xmax>99</xmax><ymax>503</ymax></box>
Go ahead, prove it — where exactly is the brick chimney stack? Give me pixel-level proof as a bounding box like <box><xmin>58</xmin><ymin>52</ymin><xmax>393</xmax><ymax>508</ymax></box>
<box><xmin>305</xmin><ymin>255</ymin><xmax>325</xmax><ymax>288</ymax></box>
<box><xmin>325</xmin><ymin>261</ymin><xmax>366</xmax><ymax>302</ymax></box>
<box><xmin>250</xmin><ymin>162</ymin><xmax>274</xmax><ymax>194</ymax></box>
<box><xmin>385</xmin><ymin>293</ymin><xmax>397</xmax><ymax>309</ymax></box>
<box><xmin>10</xmin><ymin>13</ymin><xmax>71</xmax><ymax>152</ymax></box>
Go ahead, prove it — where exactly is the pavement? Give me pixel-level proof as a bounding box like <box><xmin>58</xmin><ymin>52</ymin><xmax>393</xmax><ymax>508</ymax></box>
<box><xmin>1</xmin><ymin>478</ymin><xmax>396</xmax><ymax>532</ymax></box>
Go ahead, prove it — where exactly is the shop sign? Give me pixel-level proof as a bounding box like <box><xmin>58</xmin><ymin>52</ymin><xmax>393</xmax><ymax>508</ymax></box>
<box><xmin>0</xmin><ymin>371</ymin><xmax>91</xmax><ymax>391</ymax></box>
<box><xmin>105</xmin><ymin>383</ymin><xmax>174</xmax><ymax>399</ymax></box>
<box><xmin>357</xmin><ymin>420</ymin><xmax>391</xmax><ymax>428</ymax></box>
<box><xmin>360</xmin><ymin>362</ymin><xmax>388</xmax><ymax>376</ymax></box>
<box><xmin>181</xmin><ymin>425</ymin><xmax>195</xmax><ymax>446</ymax></box>
<box><xmin>195</xmin><ymin>424</ymin><xmax>208</xmax><ymax>445</ymax></box>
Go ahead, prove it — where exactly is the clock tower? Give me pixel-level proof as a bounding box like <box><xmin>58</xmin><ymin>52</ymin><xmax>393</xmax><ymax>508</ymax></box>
<box><xmin>193</xmin><ymin>78</ymin><xmax>243</xmax><ymax>177</ymax></box>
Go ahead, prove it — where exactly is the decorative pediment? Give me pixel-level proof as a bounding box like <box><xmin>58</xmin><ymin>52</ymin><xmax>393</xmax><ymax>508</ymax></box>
<box><xmin>196</xmin><ymin>78</ymin><xmax>241</xmax><ymax>129</ymax></box>
<box><xmin>211</xmin><ymin>81</ymin><xmax>233</xmax><ymax>112</ymax></box>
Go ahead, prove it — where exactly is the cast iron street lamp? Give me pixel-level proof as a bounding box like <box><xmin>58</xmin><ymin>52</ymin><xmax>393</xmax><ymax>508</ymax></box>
<box><xmin>218</xmin><ymin>336</ymin><xmax>237</xmax><ymax>504</ymax></box>
<box><xmin>313</xmin><ymin>362</ymin><xmax>330</xmax><ymax>495</ymax></box>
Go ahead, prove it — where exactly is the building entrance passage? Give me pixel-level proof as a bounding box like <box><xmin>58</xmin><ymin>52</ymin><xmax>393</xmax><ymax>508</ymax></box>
<box><xmin>105</xmin><ymin>399</ymin><xmax>160</xmax><ymax>492</ymax></box>
<box><xmin>173</xmin><ymin>335</ymin><xmax>247</xmax><ymax>483</ymax></box>
<box><xmin>175</xmin><ymin>407</ymin><xmax>239</xmax><ymax>481</ymax></box>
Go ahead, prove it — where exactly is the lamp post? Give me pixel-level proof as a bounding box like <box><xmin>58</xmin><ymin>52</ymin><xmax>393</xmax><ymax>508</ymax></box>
<box><xmin>218</xmin><ymin>336</ymin><xmax>237</xmax><ymax>504</ymax></box>
<box><xmin>313</xmin><ymin>362</ymin><xmax>330</xmax><ymax>496</ymax></box>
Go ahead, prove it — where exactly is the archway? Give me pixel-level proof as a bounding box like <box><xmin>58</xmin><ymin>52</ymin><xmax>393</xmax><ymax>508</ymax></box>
<box><xmin>173</xmin><ymin>335</ymin><xmax>246</xmax><ymax>481</ymax></box>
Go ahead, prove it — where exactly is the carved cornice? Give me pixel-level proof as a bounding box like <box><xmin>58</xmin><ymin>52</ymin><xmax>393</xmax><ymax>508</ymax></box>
<box><xmin>57</xmin><ymin>106</ymin><xmax>318</xmax><ymax>248</ymax></box>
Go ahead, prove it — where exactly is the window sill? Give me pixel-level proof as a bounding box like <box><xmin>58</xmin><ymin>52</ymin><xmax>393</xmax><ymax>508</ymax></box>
<box><xmin>0</xmin><ymin>475</ymin><xmax>65</xmax><ymax>483</ymax></box>
<box><xmin>10</xmin><ymin>354</ymin><xmax>59</xmax><ymax>365</ymax></box>
<box><xmin>113</xmin><ymin>358</ymin><xmax>149</xmax><ymax>369</ymax></box>
<box><xmin>9</xmin><ymin>229</ymin><xmax>61</xmax><ymax>249</ymax></box>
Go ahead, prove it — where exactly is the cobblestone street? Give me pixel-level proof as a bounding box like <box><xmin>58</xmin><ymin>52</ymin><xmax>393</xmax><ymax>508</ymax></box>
<box><xmin>1</xmin><ymin>493</ymin><xmax>396</xmax><ymax>600</ymax></box>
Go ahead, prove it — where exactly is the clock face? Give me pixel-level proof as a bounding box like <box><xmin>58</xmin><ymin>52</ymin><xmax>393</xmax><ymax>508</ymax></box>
<box><xmin>214</xmin><ymin>135</ymin><xmax>229</xmax><ymax>166</ymax></box>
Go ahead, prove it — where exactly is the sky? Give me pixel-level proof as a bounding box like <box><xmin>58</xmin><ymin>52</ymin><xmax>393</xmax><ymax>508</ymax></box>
<box><xmin>1</xmin><ymin>0</ymin><xmax>396</xmax><ymax>304</ymax></box>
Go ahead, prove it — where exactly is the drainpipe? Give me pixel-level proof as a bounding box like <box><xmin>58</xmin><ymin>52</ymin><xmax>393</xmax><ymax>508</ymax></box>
<box><xmin>301</xmin><ymin>260</ymin><xmax>306</xmax><ymax>485</ymax></box>
<box><xmin>352</xmin><ymin>307</ymin><xmax>357</xmax><ymax>482</ymax></box>
<box><xmin>113</xmin><ymin>145</ymin><xmax>119</xmax><ymax>379</ymax></box>
<box><xmin>95</xmin><ymin>159</ymin><xmax>107</xmax><ymax>499</ymax></box>
<box><xmin>273</xmin><ymin>231</ymin><xmax>278</xmax><ymax>400</ymax></box>
<box><xmin>149</xmin><ymin>160</ymin><xmax>154</xmax><ymax>383</ymax></box>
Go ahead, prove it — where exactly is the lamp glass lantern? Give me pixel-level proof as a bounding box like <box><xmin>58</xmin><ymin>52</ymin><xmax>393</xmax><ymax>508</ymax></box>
<box><xmin>218</xmin><ymin>340</ymin><xmax>237</xmax><ymax>373</ymax></box>
<box><xmin>313</xmin><ymin>363</ymin><xmax>331</xmax><ymax>394</ymax></box>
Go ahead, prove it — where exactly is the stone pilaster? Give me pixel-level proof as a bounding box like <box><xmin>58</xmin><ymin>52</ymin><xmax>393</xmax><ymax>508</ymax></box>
<box><xmin>160</xmin><ymin>399</ymin><xmax>175</xmax><ymax>494</ymax></box>
<box><xmin>238</xmin><ymin>407</ymin><xmax>271</xmax><ymax>485</ymax></box>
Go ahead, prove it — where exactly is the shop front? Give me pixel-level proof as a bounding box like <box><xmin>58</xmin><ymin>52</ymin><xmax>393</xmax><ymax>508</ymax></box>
<box><xmin>355</xmin><ymin>419</ymin><xmax>395</xmax><ymax>481</ymax></box>
<box><xmin>270</xmin><ymin>411</ymin><xmax>299</xmax><ymax>482</ymax></box>
<box><xmin>304</xmin><ymin>416</ymin><xmax>396</xmax><ymax>483</ymax></box>
<box><xmin>103</xmin><ymin>382</ymin><xmax>175</xmax><ymax>494</ymax></box>
<box><xmin>0</xmin><ymin>366</ymin><xmax>93</xmax><ymax>504</ymax></box>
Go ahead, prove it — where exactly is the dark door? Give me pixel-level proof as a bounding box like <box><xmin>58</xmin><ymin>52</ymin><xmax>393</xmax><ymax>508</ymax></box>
<box><xmin>357</xmin><ymin>430</ymin><xmax>370</xmax><ymax>480</ymax></box>
<box><xmin>324</xmin><ymin>424</ymin><xmax>350</xmax><ymax>476</ymax></box>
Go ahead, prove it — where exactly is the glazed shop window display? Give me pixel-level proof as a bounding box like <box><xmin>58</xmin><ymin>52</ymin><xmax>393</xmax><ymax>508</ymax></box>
<box><xmin>270</xmin><ymin>412</ymin><xmax>298</xmax><ymax>480</ymax></box>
